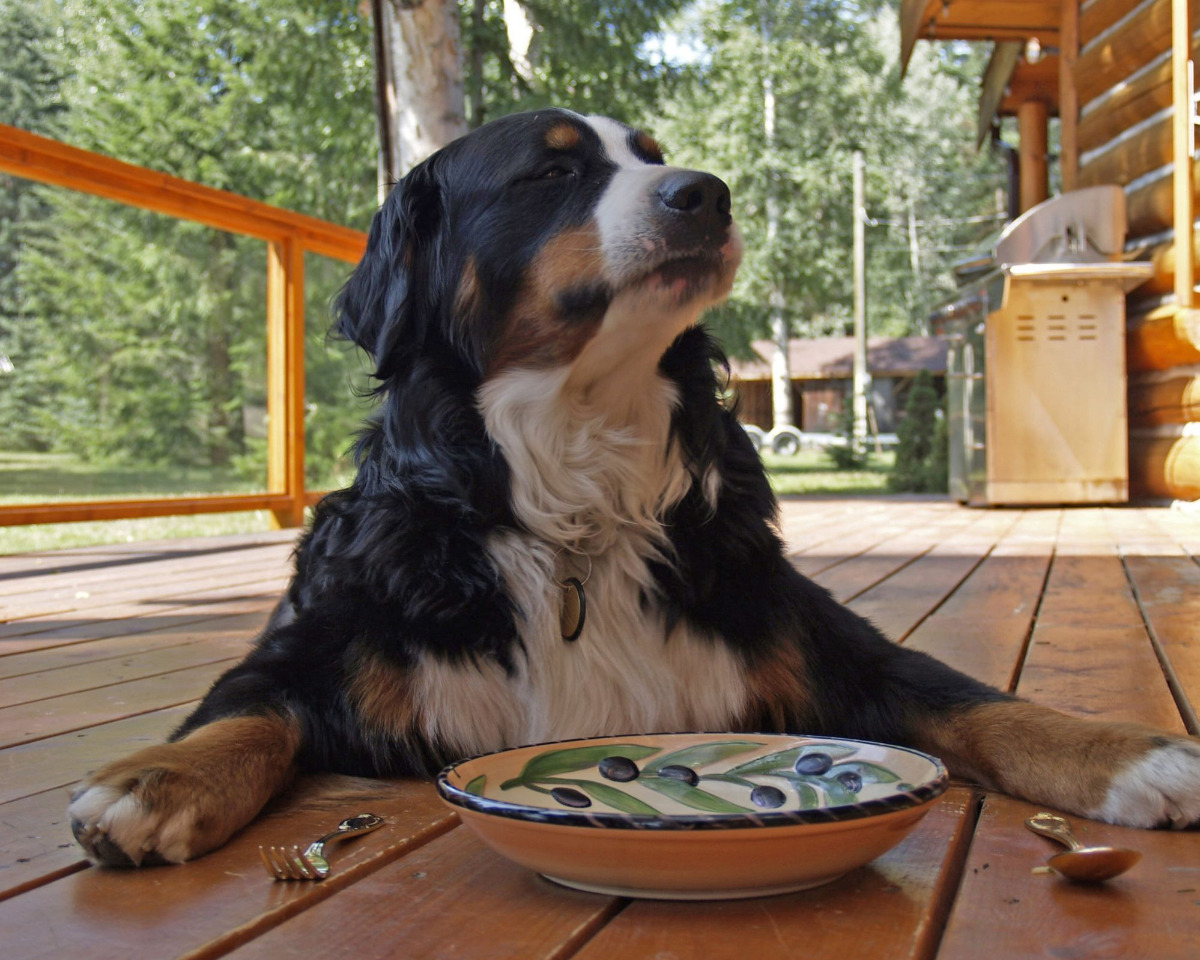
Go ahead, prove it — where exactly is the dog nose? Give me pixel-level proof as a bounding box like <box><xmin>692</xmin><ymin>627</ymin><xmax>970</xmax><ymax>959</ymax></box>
<box><xmin>657</xmin><ymin>171</ymin><xmax>731</xmax><ymax>223</ymax></box>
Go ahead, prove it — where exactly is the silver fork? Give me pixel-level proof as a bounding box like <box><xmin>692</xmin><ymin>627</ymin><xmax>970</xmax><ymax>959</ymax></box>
<box><xmin>259</xmin><ymin>813</ymin><xmax>385</xmax><ymax>881</ymax></box>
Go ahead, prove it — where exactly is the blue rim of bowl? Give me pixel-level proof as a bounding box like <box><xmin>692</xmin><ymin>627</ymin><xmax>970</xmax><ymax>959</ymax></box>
<box><xmin>435</xmin><ymin>733</ymin><xmax>949</xmax><ymax>831</ymax></box>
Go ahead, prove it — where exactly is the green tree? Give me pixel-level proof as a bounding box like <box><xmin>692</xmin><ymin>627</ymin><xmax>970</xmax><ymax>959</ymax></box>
<box><xmin>651</xmin><ymin>2</ymin><xmax>1004</xmax><ymax>355</ymax></box>
<box><xmin>9</xmin><ymin>0</ymin><xmax>378</xmax><ymax>478</ymax></box>
<box><xmin>462</xmin><ymin>0</ymin><xmax>688</xmax><ymax>129</ymax></box>
<box><xmin>888</xmin><ymin>368</ymin><xmax>942</xmax><ymax>492</ymax></box>
<box><xmin>0</xmin><ymin>0</ymin><xmax>68</xmax><ymax>451</ymax></box>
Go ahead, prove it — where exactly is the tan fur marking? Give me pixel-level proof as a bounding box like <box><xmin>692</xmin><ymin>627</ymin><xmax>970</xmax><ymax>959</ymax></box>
<box><xmin>490</xmin><ymin>224</ymin><xmax>606</xmax><ymax>373</ymax></box>
<box><xmin>734</xmin><ymin>643</ymin><xmax>812</xmax><ymax>733</ymax></box>
<box><xmin>912</xmin><ymin>700</ymin><xmax>1172</xmax><ymax>813</ymax></box>
<box><xmin>545</xmin><ymin>122</ymin><xmax>583</xmax><ymax>151</ymax></box>
<box><xmin>635</xmin><ymin>130</ymin><xmax>664</xmax><ymax>164</ymax></box>
<box><xmin>76</xmin><ymin>714</ymin><xmax>300</xmax><ymax>862</ymax></box>
<box><xmin>348</xmin><ymin>651</ymin><xmax>416</xmax><ymax>739</ymax></box>
<box><xmin>454</xmin><ymin>256</ymin><xmax>481</xmax><ymax>320</ymax></box>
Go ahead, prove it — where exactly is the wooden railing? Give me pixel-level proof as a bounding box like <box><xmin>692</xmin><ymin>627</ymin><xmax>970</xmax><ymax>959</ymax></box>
<box><xmin>0</xmin><ymin>123</ymin><xmax>368</xmax><ymax>529</ymax></box>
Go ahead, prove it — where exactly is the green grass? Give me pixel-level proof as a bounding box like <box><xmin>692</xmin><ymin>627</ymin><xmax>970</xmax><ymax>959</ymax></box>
<box><xmin>760</xmin><ymin>448</ymin><xmax>896</xmax><ymax>496</ymax></box>
<box><xmin>0</xmin><ymin>451</ymin><xmax>276</xmax><ymax>555</ymax></box>
<box><xmin>0</xmin><ymin>448</ymin><xmax>898</xmax><ymax>555</ymax></box>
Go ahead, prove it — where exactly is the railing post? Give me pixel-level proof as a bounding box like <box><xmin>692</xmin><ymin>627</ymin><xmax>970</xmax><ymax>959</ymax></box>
<box><xmin>266</xmin><ymin>237</ymin><xmax>307</xmax><ymax>528</ymax></box>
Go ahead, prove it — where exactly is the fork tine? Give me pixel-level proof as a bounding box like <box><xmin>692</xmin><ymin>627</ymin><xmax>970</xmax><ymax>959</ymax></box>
<box><xmin>259</xmin><ymin>845</ymin><xmax>284</xmax><ymax>879</ymax></box>
<box><xmin>288</xmin><ymin>847</ymin><xmax>316</xmax><ymax>880</ymax></box>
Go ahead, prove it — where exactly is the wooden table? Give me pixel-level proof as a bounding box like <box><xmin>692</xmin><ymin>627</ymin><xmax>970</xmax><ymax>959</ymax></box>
<box><xmin>2</xmin><ymin>498</ymin><xmax>1199</xmax><ymax>959</ymax></box>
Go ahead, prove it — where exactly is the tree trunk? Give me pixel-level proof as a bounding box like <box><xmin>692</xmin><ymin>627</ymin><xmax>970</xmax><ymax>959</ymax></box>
<box><xmin>467</xmin><ymin>0</ymin><xmax>486</xmax><ymax>127</ymax></box>
<box><xmin>371</xmin><ymin>0</ymin><xmax>468</xmax><ymax>184</ymax></box>
<box><xmin>504</xmin><ymin>0</ymin><xmax>537</xmax><ymax>87</ymax></box>
<box><xmin>760</xmin><ymin>2</ymin><xmax>793</xmax><ymax>432</ymax></box>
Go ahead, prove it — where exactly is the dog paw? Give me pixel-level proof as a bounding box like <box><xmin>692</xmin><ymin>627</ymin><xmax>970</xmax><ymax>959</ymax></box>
<box><xmin>1089</xmin><ymin>737</ymin><xmax>1200</xmax><ymax>829</ymax></box>
<box><xmin>69</xmin><ymin>773</ymin><xmax>200</xmax><ymax>867</ymax></box>
<box><xmin>69</xmin><ymin>715</ymin><xmax>300</xmax><ymax>866</ymax></box>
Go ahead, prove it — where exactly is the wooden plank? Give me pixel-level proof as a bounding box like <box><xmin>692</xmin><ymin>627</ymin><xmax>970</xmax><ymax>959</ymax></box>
<box><xmin>565</xmin><ymin>788</ymin><xmax>979</xmax><ymax>960</ymax></box>
<box><xmin>937</xmin><ymin>795</ymin><xmax>1200</xmax><ymax>960</ymax></box>
<box><xmin>1079</xmin><ymin>112</ymin><xmax>1171</xmax><ymax>187</ymax></box>
<box><xmin>847</xmin><ymin>509</ymin><xmax>1020</xmax><ymax>642</ymax></box>
<box><xmin>1075</xmin><ymin>33</ymin><xmax>1200</xmax><ymax>154</ymax></box>
<box><xmin>0</xmin><ymin>493</ymin><xmax>293</xmax><ymax>528</ymax></box>
<box><xmin>1081</xmin><ymin>0</ymin><xmax>1148</xmax><ymax>47</ymax></box>
<box><xmin>0</xmin><ymin>583</ymin><xmax>284</xmax><ymax>658</ymax></box>
<box><xmin>0</xmin><ymin>529</ymin><xmax>297</xmax><ymax>577</ymax></box>
<box><xmin>0</xmin><ymin>704</ymin><xmax>191</xmax><ymax>804</ymax></box>
<box><xmin>1018</xmin><ymin>512</ymin><xmax>1186</xmax><ymax>733</ymax></box>
<box><xmin>0</xmin><ymin>788</ymin><xmax>88</xmax><ymax>903</ymax></box>
<box><xmin>0</xmin><ymin>551</ymin><xmax>288</xmax><ymax>627</ymax></box>
<box><xmin>808</xmin><ymin>509</ymin><xmax>983</xmax><ymax>602</ymax></box>
<box><xmin>784</xmin><ymin>502</ymin><xmax>931</xmax><ymax>571</ymax></box>
<box><xmin>0</xmin><ymin>123</ymin><xmax>366</xmax><ymax>263</ymax></box>
<box><xmin>1124</xmin><ymin>553</ymin><xmax>1200</xmax><ymax>731</ymax></box>
<box><xmin>1145</xmin><ymin>502</ymin><xmax>1200</xmax><ymax>552</ymax></box>
<box><xmin>1076</xmin><ymin>0</ymin><xmax>1181</xmax><ymax>108</ymax></box>
<box><xmin>0</xmin><ymin>573</ymin><xmax>290</xmax><ymax>646</ymax></box>
<box><xmin>0</xmin><ymin>535</ymin><xmax>294</xmax><ymax>600</ymax></box>
<box><xmin>223</xmin><ymin>825</ymin><xmax>622</xmax><ymax>960</ymax></box>
<box><xmin>0</xmin><ymin>634</ymin><xmax>252</xmax><ymax>709</ymax></box>
<box><xmin>903</xmin><ymin>509</ymin><xmax>1059</xmax><ymax>692</ymax></box>
<box><xmin>0</xmin><ymin>542</ymin><xmax>291</xmax><ymax>621</ymax></box>
<box><xmin>0</xmin><ymin>658</ymin><xmax>240</xmax><ymax>748</ymax></box>
<box><xmin>0</xmin><ymin>777</ymin><xmax>455</xmax><ymax>960</ymax></box>
<box><xmin>0</xmin><ymin>610</ymin><xmax>266</xmax><ymax>682</ymax></box>
<box><xmin>266</xmin><ymin>237</ymin><xmax>307</xmax><ymax>529</ymax></box>
<box><xmin>938</xmin><ymin>505</ymin><xmax>1199</xmax><ymax>960</ymax></box>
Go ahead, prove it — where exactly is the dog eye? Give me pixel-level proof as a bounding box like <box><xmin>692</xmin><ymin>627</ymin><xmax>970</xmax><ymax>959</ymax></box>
<box><xmin>534</xmin><ymin>163</ymin><xmax>574</xmax><ymax>182</ymax></box>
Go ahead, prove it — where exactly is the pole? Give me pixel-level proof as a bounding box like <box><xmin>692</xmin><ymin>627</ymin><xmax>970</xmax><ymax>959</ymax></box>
<box><xmin>1173</xmin><ymin>0</ymin><xmax>1195</xmax><ymax>307</ymax></box>
<box><xmin>852</xmin><ymin>150</ymin><xmax>869</xmax><ymax>450</ymax></box>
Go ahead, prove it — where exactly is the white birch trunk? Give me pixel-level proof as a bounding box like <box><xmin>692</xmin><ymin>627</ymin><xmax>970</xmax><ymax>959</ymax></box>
<box><xmin>761</xmin><ymin>3</ymin><xmax>793</xmax><ymax>431</ymax></box>
<box><xmin>375</xmin><ymin>0</ymin><xmax>468</xmax><ymax>181</ymax></box>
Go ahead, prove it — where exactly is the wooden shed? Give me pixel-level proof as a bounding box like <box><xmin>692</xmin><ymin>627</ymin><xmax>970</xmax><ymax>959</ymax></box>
<box><xmin>901</xmin><ymin>0</ymin><xmax>1200</xmax><ymax>501</ymax></box>
<box><xmin>728</xmin><ymin>337</ymin><xmax>948</xmax><ymax>433</ymax></box>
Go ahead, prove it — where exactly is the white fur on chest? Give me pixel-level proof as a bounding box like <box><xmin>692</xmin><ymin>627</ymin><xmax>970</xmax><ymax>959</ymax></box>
<box><xmin>410</xmin><ymin>364</ymin><xmax>747</xmax><ymax>756</ymax></box>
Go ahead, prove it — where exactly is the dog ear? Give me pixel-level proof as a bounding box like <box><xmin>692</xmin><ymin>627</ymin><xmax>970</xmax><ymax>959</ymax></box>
<box><xmin>334</xmin><ymin>156</ymin><xmax>446</xmax><ymax>379</ymax></box>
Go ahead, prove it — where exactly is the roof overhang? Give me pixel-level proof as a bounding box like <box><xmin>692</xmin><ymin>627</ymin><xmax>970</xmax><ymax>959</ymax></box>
<box><xmin>900</xmin><ymin>0</ymin><xmax>1061</xmax><ymax>75</ymax></box>
<box><xmin>976</xmin><ymin>42</ymin><xmax>1060</xmax><ymax>146</ymax></box>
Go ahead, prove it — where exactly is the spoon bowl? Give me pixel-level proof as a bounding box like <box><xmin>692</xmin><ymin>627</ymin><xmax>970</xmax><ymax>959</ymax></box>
<box><xmin>1026</xmin><ymin>812</ymin><xmax>1141</xmax><ymax>883</ymax></box>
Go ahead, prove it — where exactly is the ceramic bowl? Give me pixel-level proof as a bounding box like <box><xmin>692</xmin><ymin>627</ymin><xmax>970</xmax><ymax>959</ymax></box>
<box><xmin>436</xmin><ymin>732</ymin><xmax>948</xmax><ymax>900</ymax></box>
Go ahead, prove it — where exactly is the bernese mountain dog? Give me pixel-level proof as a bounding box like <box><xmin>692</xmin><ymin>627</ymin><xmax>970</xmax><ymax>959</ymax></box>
<box><xmin>70</xmin><ymin>109</ymin><xmax>1200</xmax><ymax>867</ymax></box>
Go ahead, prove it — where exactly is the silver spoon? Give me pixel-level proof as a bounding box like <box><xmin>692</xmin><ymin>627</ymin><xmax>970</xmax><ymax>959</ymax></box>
<box><xmin>1025</xmin><ymin>812</ymin><xmax>1141</xmax><ymax>882</ymax></box>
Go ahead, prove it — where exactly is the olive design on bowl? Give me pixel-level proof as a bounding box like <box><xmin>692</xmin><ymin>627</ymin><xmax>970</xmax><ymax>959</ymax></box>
<box><xmin>658</xmin><ymin>764</ymin><xmax>700</xmax><ymax>786</ymax></box>
<box><xmin>750</xmin><ymin>785</ymin><xmax>787</xmax><ymax>809</ymax></box>
<box><xmin>836</xmin><ymin>771</ymin><xmax>863</xmax><ymax>793</ymax></box>
<box><xmin>599</xmin><ymin>756</ymin><xmax>640</xmax><ymax>782</ymax></box>
<box><xmin>794</xmin><ymin>752</ymin><xmax>834</xmax><ymax>776</ymax></box>
<box><xmin>550</xmin><ymin>787</ymin><xmax>591</xmax><ymax>808</ymax></box>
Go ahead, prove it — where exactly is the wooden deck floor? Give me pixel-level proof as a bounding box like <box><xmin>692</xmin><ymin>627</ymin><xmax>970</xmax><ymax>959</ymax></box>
<box><xmin>2</xmin><ymin>497</ymin><xmax>1199</xmax><ymax>959</ymax></box>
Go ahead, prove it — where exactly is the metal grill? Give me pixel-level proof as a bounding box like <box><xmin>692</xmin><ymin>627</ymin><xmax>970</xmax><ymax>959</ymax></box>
<box><xmin>932</xmin><ymin>186</ymin><xmax>1153</xmax><ymax>506</ymax></box>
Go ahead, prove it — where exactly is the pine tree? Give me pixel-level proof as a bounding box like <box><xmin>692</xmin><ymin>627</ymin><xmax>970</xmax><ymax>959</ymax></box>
<box><xmin>0</xmin><ymin>0</ymin><xmax>68</xmax><ymax>451</ymax></box>
<box><xmin>888</xmin><ymin>368</ymin><xmax>939</xmax><ymax>492</ymax></box>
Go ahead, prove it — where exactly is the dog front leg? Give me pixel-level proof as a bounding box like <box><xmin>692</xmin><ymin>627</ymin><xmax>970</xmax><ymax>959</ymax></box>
<box><xmin>69</xmin><ymin>711</ymin><xmax>300</xmax><ymax>866</ymax></box>
<box><xmin>912</xmin><ymin>700</ymin><xmax>1200</xmax><ymax>828</ymax></box>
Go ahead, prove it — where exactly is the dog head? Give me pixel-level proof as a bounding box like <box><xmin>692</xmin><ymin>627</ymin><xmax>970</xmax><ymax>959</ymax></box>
<box><xmin>336</xmin><ymin>109</ymin><xmax>742</xmax><ymax>391</ymax></box>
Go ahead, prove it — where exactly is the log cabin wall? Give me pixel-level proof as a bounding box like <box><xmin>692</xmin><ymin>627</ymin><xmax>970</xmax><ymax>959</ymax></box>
<box><xmin>1073</xmin><ymin>0</ymin><xmax>1200</xmax><ymax>499</ymax></box>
